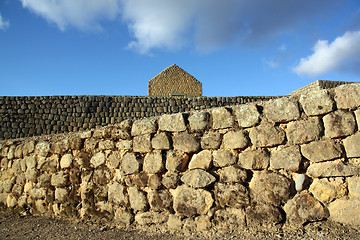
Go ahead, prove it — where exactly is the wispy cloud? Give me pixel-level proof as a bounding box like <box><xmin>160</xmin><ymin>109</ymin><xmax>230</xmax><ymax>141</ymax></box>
<box><xmin>0</xmin><ymin>12</ymin><xmax>10</xmax><ymax>30</ymax></box>
<box><xmin>293</xmin><ymin>31</ymin><xmax>360</xmax><ymax>77</ymax></box>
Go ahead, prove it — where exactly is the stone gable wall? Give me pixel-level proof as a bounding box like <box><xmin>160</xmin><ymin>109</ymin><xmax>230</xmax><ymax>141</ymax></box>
<box><xmin>0</xmin><ymin>83</ymin><xmax>359</xmax><ymax>232</ymax></box>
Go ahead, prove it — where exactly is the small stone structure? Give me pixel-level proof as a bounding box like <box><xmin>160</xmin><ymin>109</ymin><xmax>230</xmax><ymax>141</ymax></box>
<box><xmin>148</xmin><ymin>64</ymin><xmax>202</xmax><ymax>97</ymax></box>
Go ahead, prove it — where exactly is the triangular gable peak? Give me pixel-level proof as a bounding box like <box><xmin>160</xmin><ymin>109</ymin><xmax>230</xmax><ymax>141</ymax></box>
<box><xmin>148</xmin><ymin>64</ymin><xmax>202</xmax><ymax>97</ymax></box>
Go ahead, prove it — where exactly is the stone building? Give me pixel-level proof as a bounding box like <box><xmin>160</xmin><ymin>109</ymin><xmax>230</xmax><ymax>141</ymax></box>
<box><xmin>148</xmin><ymin>64</ymin><xmax>202</xmax><ymax>97</ymax></box>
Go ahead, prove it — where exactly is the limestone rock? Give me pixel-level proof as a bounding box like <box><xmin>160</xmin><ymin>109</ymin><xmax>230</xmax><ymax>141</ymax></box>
<box><xmin>148</xmin><ymin>174</ymin><xmax>162</xmax><ymax>190</ymax></box>
<box><xmin>23</xmin><ymin>140</ymin><xmax>35</xmax><ymax>156</ymax></box>
<box><xmin>133</xmin><ymin>134</ymin><xmax>152</xmax><ymax>153</ymax></box>
<box><xmin>307</xmin><ymin>160</ymin><xmax>359</xmax><ymax>178</ymax></box>
<box><xmin>270</xmin><ymin>145</ymin><xmax>302</xmax><ymax>172</ymax></box>
<box><xmin>328</xmin><ymin>199</ymin><xmax>360</xmax><ymax>227</ymax></box>
<box><xmin>309</xmin><ymin>178</ymin><xmax>347</xmax><ymax>203</ymax></box>
<box><xmin>159</xmin><ymin>113</ymin><xmax>186</xmax><ymax>132</ymax></box>
<box><xmin>195</xmin><ymin>215</ymin><xmax>212</xmax><ymax>231</ymax></box>
<box><xmin>173</xmin><ymin>132</ymin><xmax>200</xmax><ymax>153</ymax></box>
<box><xmin>249</xmin><ymin>124</ymin><xmax>285</xmax><ymax>147</ymax></box>
<box><xmin>181</xmin><ymin>169</ymin><xmax>216</xmax><ymax>188</ymax></box>
<box><xmin>165</xmin><ymin>150</ymin><xmax>189</xmax><ymax>172</ymax></box>
<box><xmin>348</xmin><ymin>176</ymin><xmax>360</xmax><ymax>198</ymax></box>
<box><xmin>143</xmin><ymin>150</ymin><xmax>164</xmax><ymax>174</ymax></box>
<box><xmin>173</xmin><ymin>185</ymin><xmax>213</xmax><ymax>217</ymax></box>
<box><xmin>116</xmin><ymin>140</ymin><xmax>132</xmax><ymax>150</ymax></box>
<box><xmin>167</xmin><ymin>214</ymin><xmax>183</xmax><ymax>229</ymax></box>
<box><xmin>188</xmin><ymin>150</ymin><xmax>212</xmax><ymax>170</ymax></box>
<box><xmin>238</xmin><ymin>149</ymin><xmax>270</xmax><ymax>170</ymax></box>
<box><xmin>51</xmin><ymin>171</ymin><xmax>68</xmax><ymax>187</ymax></box>
<box><xmin>111</xmin><ymin>128</ymin><xmax>131</xmax><ymax>140</ymax></box>
<box><xmin>128</xmin><ymin>187</ymin><xmax>148</xmax><ymax>212</ymax></box>
<box><xmin>131</xmin><ymin>118</ymin><xmax>157</xmax><ymax>136</ymax></box>
<box><xmin>323</xmin><ymin>110</ymin><xmax>356</xmax><ymax>138</ymax></box>
<box><xmin>343</xmin><ymin>132</ymin><xmax>360</xmax><ymax>158</ymax></box>
<box><xmin>299</xmin><ymin>90</ymin><xmax>334</xmax><ymax>116</ymax></box>
<box><xmin>223</xmin><ymin>130</ymin><xmax>249</xmax><ymax>149</ymax></box>
<box><xmin>84</xmin><ymin>138</ymin><xmax>98</xmax><ymax>151</ymax></box>
<box><xmin>135</xmin><ymin>212</ymin><xmax>169</xmax><ymax>225</ymax></box>
<box><xmin>263</xmin><ymin>97</ymin><xmax>300</xmax><ymax>123</ymax></box>
<box><xmin>161</xmin><ymin>171</ymin><xmax>179</xmax><ymax>189</ymax></box>
<box><xmin>301</xmin><ymin>140</ymin><xmax>343</xmax><ymax>162</ymax></box>
<box><xmin>217</xmin><ymin>165</ymin><xmax>247</xmax><ymax>183</ymax></box>
<box><xmin>211</xmin><ymin>107</ymin><xmax>234</xmax><ymax>129</ymax></box>
<box><xmin>90</xmin><ymin>152</ymin><xmax>105</xmax><ymax>168</ymax></box>
<box><xmin>284</xmin><ymin>192</ymin><xmax>329</xmax><ymax>228</ymax></box>
<box><xmin>249</xmin><ymin>171</ymin><xmax>293</xmax><ymax>206</ymax></box>
<box><xmin>29</xmin><ymin>187</ymin><xmax>46</xmax><ymax>199</ymax></box>
<box><xmin>98</xmin><ymin>140</ymin><xmax>114</xmax><ymax>150</ymax></box>
<box><xmin>334</xmin><ymin>83</ymin><xmax>360</xmax><ymax>109</ymax></box>
<box><xmin>121</xmin><ymin>153</ymin><xmax>140</xmax><ymax>175</ymax></box>
<box><xmin>55</xmin><ymin>188</ymin><xmax>68</xmax><ymax>202</ymax></box>
<box><xmin>286</xmin><ymin>117</ymin><xmax>323</xmax><ymax>145</ymax></box>
<box><xmin>60</xmin><ymin>153</ymin><xmax>73</xmax><ymax>169</ymax></box>
<box><xmin>213</xmin><ymin>149</ymin><xmax>237</xmax><ymax>168</ymax></box>
<box><xmin>246</xmin><ymin>204</ymin><xmax>283</xmax><ymax>231</ymax></box>
<box><xmin>51</xmin><ymin>138</ymin><xmax>69</xmax><ymax>155</ymax></box>
<box><xmin>233</xmin><ymin>104</ymin><xmax>260</xmax><ymax>128</ymax></box>
<box><xmin>152</xmin><ymin>132</ymin><xmax>171</xmax><ymax>150</ymax></box>
<box><xmin>35</xmin><ymin>141</ymin><xmax>50</xmax><ymax>157</ymax></box>
<box><xmin>148</xmin><ymin>190</ymin><xmax>172</xmax><ymax>212</ymax></box>
<box><xmin>200</xmin><ymin>131</ymin><xmax>221</xmax><ymax>149</ymax></box>
<box><xmin>213</xmin><ymin>208</ymin><xmax>246</xmax><ymax>230</ymax></box>
<box><xmin>355</xmin><ymin>109</ymin><xmax>360</xmax><ymax>127</ymax></box>
<box><xmin>6</xmin><ymin>194</ymin><xmax>17</xmax><ymax>208</ymax></box>
<box><xmin>114</xmin><ymin>208</ymin><xmax>134</xmax><ymax>226</ymax></box>
<box><xmin>108</xmin><ymin>182</ymin><xmax>128</xmax><ymax>205</ymax></box>
<box><xmin>214</xmin><ymin>183</ymin><xmax>249</xmax><ymax>208</ymax></box>
<box><xmin>188</xmin><ymin>111</ymin><xmax>209</xmax><ymax>131</ymax></box>
<box><xmin>107</xmin><ymin>151</ymin><xmax>122</xmax><ymax>169</ymax></box>
<box><xmin>25</xmin><ymin>168</ymin><xmax>38</xmax><ymax>182</ymax></box>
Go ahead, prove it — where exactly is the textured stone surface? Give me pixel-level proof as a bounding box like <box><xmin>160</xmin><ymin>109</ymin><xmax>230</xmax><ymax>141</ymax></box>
<box><xmin>249</xmin><ymin>124</ymin><xmax>285</xmax><ymax>147</ymax></box>
<box><xmin>107</xmin><ymin>151</ymin><xmax>121</xmax><ymax>169</ymax></box>
<box><xmin>328</xmin><ymin>199</ymin><xmax>360</xmax><ymax>227</ymax></box>
<box><xmin>35</xmin><ymin>141</ymin><xmax>50</xmax><ymax>157</ymax></box>
<box><xmin>181</xmin><ymin>169</ymin><xmax>216</xmax><ymax>188</ymax></box>
<box><xmin>188</xmin><ymin>111</ymin><xmax>209</xmax><ymax>131</ymax></box>
<box><xmin>223</xmin><ymin>130</ymin><xmax>249</xmax><ymax>149</ymax></box>
<box><xmin>200</xmin><ymin>131</ymin><xmax>221</xmax><ymax>149</ymax></box>
<box><xmin>299</xmin><ymin>90</ymin><xmax>334</xmax><ymax>116</ymax></box>
<box><xmin>143</xmin><ymin>150</ymin><xmax>164</xmax><ymax>174</ymax></box>
<box><xmin>108</xmin><ymin>182</ymin><xmax>128</xmax><ymax>205</ymax></box>
<box><xmin>188</xmin><ymin>150</ymin><xmax>212</xmax><ymax>170</ymax></box>
<box><xmin>348</xmin><ymin>176</ymin><xmax>360</xmax><ymax>198</ymax></box>
<box><xmin>233</xmin><ymin>104</ymin><xmax>260</xmax><ymax>128</ymax></box>
<box><xmin>270</xmin><ymin>145</ymin><xmax>302</xmax><ymax>172</ymax></box>
<box><xmin>238</xmin><ymin>149</ymin><xmax>270</xmax><ymax>170</ymax></box>
<box><xmin>173</xmin><ymin>132</ymin><xmax>200</xmax><ymax>153</ymax></box>
<box><xmin>151</xmin><ymin>132</ymin><xmax>171</xmax><ymax>150</ymax></box>
<box><xmin>213</xmin><ymin>149</ymin><xmax>237</xmax><ymax>167</ymax></box>
<box><xmin>133</xmin><ymin>134</ymin><xmax>152</xmax><ymax>153</ymax></box>
<box><xmin>54</xmin><ymin>188</ymin><xmax>68</xmax><ymax>202</ymax></box>
<box><xmin>334</xmin><ymin>83</ymin><xmax>360</xmax><ymax>109</ymax></box>
<box><xmin>286</xmin><ymin>118</ymin><xmax>323</xmax><ymax>145</ymax></box>
<box><xmin>135</xmin><ymin>212</ymin><xmax>169</xmax><ymax>225</ymax></box>
<box><xmin>114</xmin><ymin>208</ymin><xmax>134</xmax><ymax>226</ymax></box>
<box><xmin>60</xmin><ymin>153</ymin><xmax>73</xmax><ymax>169</ymax></box>
<box><xmin>173</xmin><ymin>185</ymin><xmax>213</xmax><ymax>217</ymax></box>
<box><xmin>165</xmin><ymin>150</ymin><xmax>189</xmax><ymax>172</ymax></box>
<box><xmin>343</xmin><ymin>132</ymin><xmax>360</xmax><ymax>158</ymax></box>
<box><xmin>121</xmin><ymin>153</ymin><xmax>140</xmax><ymax>175</ymax></box>
<box><xmin>128</xmin><ymin>187</ymin><xmax>148</xmax><ymax>212</ymax></box>
<box><xmin>159</xmin><ymin>113</ymin><xmax>186</xmax><ymax>132</ymax></box>
<box><xmin>131</xmin><ymin>118</ymin><xmax>157</xmax><ymax>136</ymax></box>
<box><xmin>309</xmin><ymin>178</ymin><xmax>347</xmax><ymax>203</ymax></box>
<box><xmin>148</xmin><ymin>190</ymin><xmax>172</xmax><ymax>212</ymax></box>
<box><xmin>214</xmin><ymin>183</ymin><xmax>249</xmax><ymax>208</ymax></box>
<box><xmin>323</xmin><ymin>110</ymin><xmax>356</xmax><ymax>138</ymax></box>
<box><xmin>98</xmin><ymin>140</ymin><xmax>114</xmax><ymax>150</ymax></box>
<box><xmin>50</xmin><ymin>171</ymin><xmax>68</xmax><ymax>187</ymax></box>
<box><xmin>161</xmin><ymin>171</ymin><xmax>179</xmax><ymax>189</ymax></box>
<box><xmin>217</xmin><ymin>165</ymin><xmax>247</xmax><ymax>183</ymax></box>
<box><xmin>307</xmin><ymin>160</ymin><xmax>359</xmax><ymax>178</ymax></box>
<box><xmin>116</xmin><ymin>140</ymin><xmax>132</xmax><ymax>150</ymax></box>
<box><xmin>301</xmin><ymin>140</ymin><xmax>343</xmax><ymax>162</ymax></box>
<box><xmin>246</xmin><ymin>204</ymin><xmax>283</xmax><ymax>231</ymax></box>
<box><xmin>90</xmin><ymin>152</ymin><xmax>105</xmax><ymax>168</ymax></box>
<box><xmin>211</xmin><ymin>107</ymin><xmax>234</xmax><ymax>129</ymax></box>
<box><xmin>213</xmin><ymin>208</ymin><xmax>246</xmax><ymax>229</ymax></box>
<box><xmin>263</xmin><ymin>97</ymin><xmax>300</xmax><ymax>123</ymax></box>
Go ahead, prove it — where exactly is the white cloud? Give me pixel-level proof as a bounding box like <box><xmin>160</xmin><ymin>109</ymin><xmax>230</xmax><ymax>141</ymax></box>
<box><xmin>0</xmin><ymin>12</ymin><xmax>10</xmax><ymax>30</ymax></box>
<box><xmin>293</xmin><ymin>31</ymin><xmax>360</xmax><ymax>77</ymax></box>
<box><xmin>20</xmin><ymin>0</ymin><xmax>121</xmax><ymax>31</ymax></box>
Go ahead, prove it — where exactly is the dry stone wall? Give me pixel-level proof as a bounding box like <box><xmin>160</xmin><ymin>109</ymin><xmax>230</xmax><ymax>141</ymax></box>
<box><xmin>0</xmin><ymin>95</ymin><xmax>276</xmax><ymax>140</ymax></box>
<box><xmin>0</xmin><ymin>83</ymin><xmax>360</xmax><ymax>232</ymax></box>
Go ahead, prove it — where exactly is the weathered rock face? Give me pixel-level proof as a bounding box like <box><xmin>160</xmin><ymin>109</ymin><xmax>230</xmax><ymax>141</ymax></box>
<box><xmin>307</xmin><ymin>160</ymin><xmax>359</xmax><ymax>178</ymax></box>
<box><xmin>213</xmin><ymin>149</ymin><xmax>237</xmax><ymax>168</ymax></box>
<box><xmin>143</xmin><ymin>150</ymin><xmax>164</xmax><ymax>174</ymax></box>
<box><xmin>343</xmin><ymin>132</ymin><xmax>360</xmax><ymax>158</ymax></box>
<box><xmin>301</xmin><ymin>140</ymin><xmax>343</xmax><ymax>162</ymax></box>
<box><xmin>211</xmin><ymin>107</ymin><xmax>234</xmax><ymax>129</ymax></box>
<box><xmin>299</xmin><ymin>90</ymin><xmax>334</xmax><ymax>116</ymax></box>
<box><xmin>152</xmin><ymin>132</ymin><xmax>171</xmax><ymax>150</ymax></box>
<box><xmin>323</xmin><ymin>110</ymin><xmax>356</xmax><ymax>138</ymax></box>
<box><xmin>200</xmin><ymin>131</ymin><xmax>221</xmax><ymax>149</ymax></box>
<box><xmin>270</xmin><ymin>145</ymin><xmax>302</xmax><ymax>172</ymax></box>
<box><xmin>188</xmin><ymin>150</ymin><xmax>212</xmax><ymax>170</ymax></box>
<box><xmin>173</xmin><ymin>132</ymin><xmax>200</xmax><ymax>153</ymax></box>
<box><xmin>181</xmin><ymin>169</ymin><xmax>216</xmax><ymax>188</ymax></box>
<box><xmin>328</xmin><ymin>199</ymin><xmax>360</xmax><ymax>227</ymax></box>
<box><xmin>233</xmin><ymin>104</ymin><xmax>260</xmax><ymax>128</ymax></box>
<box><xmin>286</xmin><ymin>118</ymin><xmax>322</xmax><ymax>145</ymax></box>
<box><xmin>309</xmin><ymin>178</ymin><xmax>347</xmax><ymax>203</ymax></box>
<box><xmin>213</xmin><ymin>208</ymin><xmax>246</xmax><ymax>229</ymax></box>
<box><xmin>249</xmin><ymin>124</ymin><xmax>285</xmax><ymax>147</ymax></box>
<box><xmin>238</xmin><ymin>149</ymin><xmax>270</xmax><ymax>170</ymax></box>
<box><xmin>165</xmin><ymin>150</ymin><xmax>189</xmax><ymax>172</ymax></box>
<box><xmin>131</xmin><ymin>118</ymin><xmax>157</xmax><ymax>136</ymax></box>
<box><xmin>188</xmin><ymin>111</ymin><xmax>209</xmax><ymax>131</ymax></box>
<box><xmin>158</xmin><ymin>113</ymin><xmax>186</xmax><ymax>132</ymax></box>
<box><xmin>214</xmin><ymin>183</ymin><xmax>250</xmax><ymax>208</ymax></box>
<box><xmin>223</xmin><ymin>130</ymin><xmax>249</xmax><ymax>149</ymax></box>
<box><xmin>263</xmin><ymin>97</ymin><xmax>300</xmax><ymax>123</ymax></box>
<box><xmin>334</xmin><ymin>83</ymin><xmax>360</xmax><ymax>109</ymax></box>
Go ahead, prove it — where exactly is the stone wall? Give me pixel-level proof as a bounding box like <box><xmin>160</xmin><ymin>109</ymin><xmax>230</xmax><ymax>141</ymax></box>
<box><xmin>0</xmin><ymin>95</ymin><xmax>276</xmax><ymax>140</ymax></box>
<box><xmin>0</xmin><ymin>83</ymin><xmax>360</xmax><ymax>233</ymax></box>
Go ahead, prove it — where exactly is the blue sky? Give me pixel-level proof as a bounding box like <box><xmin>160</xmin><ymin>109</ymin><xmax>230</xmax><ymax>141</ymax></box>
<box><xmin>0</xmin><ymin>0</ymin><xmax>359</xmax><ymax>97</ymax></box>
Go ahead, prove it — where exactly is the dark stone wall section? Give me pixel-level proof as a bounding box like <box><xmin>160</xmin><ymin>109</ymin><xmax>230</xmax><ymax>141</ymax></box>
<box><xmin>0</xmin><ymin>95</ymin><xmax>277</xmax><ymax>139</ymax></box>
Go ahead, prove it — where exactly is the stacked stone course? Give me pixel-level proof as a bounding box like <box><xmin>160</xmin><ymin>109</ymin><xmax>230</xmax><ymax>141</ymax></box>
<box><xmin>0</xmin><ymin>83</ymin><xmax>360</xmax><ymax>232</ymax></box>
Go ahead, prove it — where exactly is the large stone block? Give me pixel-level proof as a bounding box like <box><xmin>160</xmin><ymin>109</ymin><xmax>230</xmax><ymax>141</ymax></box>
<box><xmin>213</xmin><ymin>149</ymin><xmax>237</xmax><ymax>167</ymax></box>
<box><xmin>328</xmin><ymin>199</ymin><xmax>360</xmax><ymax>227</ymax></box>
<box><xmin>131</xmin><ymin>118</ymin><xmax>157</xmax><ymax>136</ymax></box>
<box><xmin>249</xmin><ymin>124</ymin><xmax>285</xmax><ymax>147</ymax></box>
<box><xmin>165</xmin><ymin>150</ymin><xmax>189</xmax><ymax>172</ymax></box>
<box><xmin>301</xmin><ymin>139</ymin><xmax>343</xmax><ymax>162</ymax></box>
<box><xmin>90</xmin><ymin>152</ymin><xmax>105</xmax><ymax>168</ymax></box>
<box><xmin>334</xmin><ymin>83</ymin><xmax>360</xmax><ymax>109</ymax></box>
<box><xmin>211</xmin><ymin>107</ymin><xmax>234</xmax><ymax>129</ymax></box>
<box><xmin>35</xmin><ymin>141</ymin><xmax>50</xmax><ymax>157</ymax></box>
<box><xmin>133</xmin><ymin>134</ymin><xmax>152</xmax><ymax>153</ymax></box>
<box><xmin>188</xmin><ymin>150</ymin><xmax>212</xmax><ymax>170</ymax></box>
<box><xmin>233</xmin><ymin>104</ymin><xmax>260</xmax><ymax>128</ymax></box>
<box><xmin>151</xmin><ymin>132</ymin><xmax>171</xmax><ymax>150</ymax></box>
<box><xmin>108</xmin><ymin>182</ymin><xmax>129</xmax><ymax>206</ymax></box>
<box><xmin>348</xmin><ymin>176</ymin><xmax>360</xmax><ymax>198</ymax></box>
<box><xmin>173</xmin><ymin>132</ymin><xmax>200</xmax><ymax>153</ymax></box>
<box><xmin>270</xmin><ymin>145</ymin><xmax>302</xmax><ymax>172</ymax></box>
<box><xmin>128</xmin><ymin>187</ymin><xmax>148</xmax><ymax>212</ymax></box>
<box><xmin>121</xmin><ymin>153</ymin><xmax>140</xmax><ymax>175</ymax></box>
<box><xmin>214</xmin><ymin>182</ymin><xmax>249</xmax><ymax>208</ymax></box>
<box><xmin>238</xmin><ymin>149</ymin><xmax>270</xmax><ymax>170</ymax></box>
<box><xmin>307</xmin><ymin>160</ymin><xmax>360</xmax><ymax>178</ymax></box>
<box><xmin>286</xmin><ymin>117</ymin><xmax>323</xmax><ymax>145</ymax></box>
<box><xmin>216</xmin><ymin>165</ymin><xmax>247</xmax><ymax>183</ymax></box>
<box><xmin>107</xmin><ymin>151</ymin><xmax>122</xmax><ymax>169</ymax></box>
<box><xmin>309</xmin><ymin>178</ymin><xmax>347</xmax><ymax>204</ymax></box>
<box><xmin>158</xmin><ymin>113</ymin><xmax>186</xmax><ymax>132</ymax></box>
<box><xmin>343</xmin><ymin>132</ymin><xmax>360</xmax><ymax>158</ymax></box>
<box><xmin>263</xmin><ymin>97</ymin><xmax>300</xmax><ymax>123</ymax></box>
<box><xmin>188</xmin><ymin>111</ymin><xmax>209</xmax><ymax>131</ymax></box>
<box><xmin>51</xmin><ymin>171</ymin><xmax>69</xmax><ymax>187</ymax></box>
<box><xmin>223</xmin><ymin>130</ymin><xmax>249</xmax><ymax>149</ymax></box>
<box><xmin>200</xmin><ymin>131</ymin><xmax>221</xmax><ymax>149</ymax></box>
<box><xmin>161</xmin><ymin>171</ymin><xmax>179</xmax><ymax>189</ymax></box>
<box><xmin>299</xmin><ymin>90</ymin><xmax>334</xmax><ymax>116</ymax></box>
<box><xmin>181</xmin><ymin>169</ymin><xmax>216</xmax><ymax>188</ymax></box>
<box><xmin>323</xmin><ymin>110</ymin><xmax>356</xmax><ymax>138</ymax></box>
<box><xmin>143</xmin><ymin>150</ymin><xmax>164</xmax><ymax>174</ymax></box>
<box><xmin>148</xmin><ymin>190</ymin><xmax>172</xmax><ymax>212</ymax></box>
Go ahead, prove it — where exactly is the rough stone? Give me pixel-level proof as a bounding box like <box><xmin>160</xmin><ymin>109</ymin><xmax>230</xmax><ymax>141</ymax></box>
<box><xmin>51</xmin><ymin>171</ymin><xmax>68</xmax><ymax>187</ymax></box>
<box><xmin>188</xmin><ymin>111</ymin><xmax>209</xmax><ymax>131</ymax></box>
<box><xmin>188</xmin><ymin>150</ymin><xmax>212</xmax><ymax>170</ymax></box>
<box><xmin>35</xmin><ymin>141</ymin><xmax>50</xmax><ymax>157</ymax></box>
<box><xmin>309</xmin><ymin>178</ymin><xmax>347</xmax><ymax>203</ymax></box>
<box><xmin>29</xmin><ymin>187</ymin><xmax>46</xmax><ymax>199</ymax></box>
<box><xmin>181</xmin><ymin>169</ymin><xmax>216</xmax><ymax>188</ymax></box>
<box><xmin>249</xmin><ymin>124</ymin><xmax>285</xmax><ymax>147</ymax></box>
<box><xmin>173</xmin><ymin>185</ymin><xmax>213</xmax><ymax>217</ymax></box>
<box><xmin>116</xmin><ymin>140</ymin><xmax>132</xmax><ymax>150</ymax></box>
<box><xmin>161</xmin><ymin>171</ymin><xmax>179</xmax><ymax>189</ymax></box>
<box><xmin>165</xmin><ymin>150</ymin><xmax>189</xmax><ymax>172</ymax></box>
<box><xmin>111</xmin><ymin>128</ymin><xmax>131</xmax><ymax>140</ymax></box>
<box><xmin>263</xmin><ymin>97</ymin><xmax>300</xmax><ymax>123</ymax></box>
<box><xmin>148</xmin><ymin>174</ymin><xmax>161</xmax><ymax>190</ymax></box>
<box><xmin>159</xmin><ymin>113</ymin><xmax>186</xmax><ymax>132</ymax></box>
<box><xmin>233</xmin><ymin>104</ymin><xmax>260</xmax><ymax>128</ymax></box>
<box><xmin>98</xmin><ymin>140</ymin><xmax>115</xmax><ymax>150</ymax></box>
<box><xmin>270</xmin><ymin>145</ymin><xmax>302</xmax><ymax>172</ymax></box>
<box><xmin>108</xmin><ymin>182</ymin><xmax>128</xmax><ymax>205</ymax></box>
<box><xmin>135</xmin><ymin>212</ymin><xmax>169</xmax><ymax>225</ymax></box>
<box><xmin>211</xmin><ymin>107</ymin><xmax>234</xmax><ymax>129</ymax></box>
<box><xmin>249</xmin><ymin>171</ymin><xmax>293</xmax><ymax>206</ymax></box>
<box><xmin>131</xmin><ymin>118</ymin><xmax>157</xmax><ymax>136</ymax></box>
<box><xmin>307</xmin><ymin>160</ymin><xmax>359</xmax><ymax>178</ymax></box>
<box><xmin>151</xmin><ymin>132</ymin><xmax>171</xmax><ymax>150</ymax></box>
<box><xmin>60</xmin><ymin>153</ymin><xmax>73</xmax><ymax>169</ymax></box>
<box><xmin>328</xmin><ymin>199</ymin><xmax>360</xmax><ymax>227</ymax></box>
<box><xmin>143</xmin><ymin>150</ymin><xmax>164</xmax><ymax>174</ymax></box>
<box><xmin>334</xmin><ymin>83</ymin><xmax>360</xmax><ymax>109</ymax></box>
<box><xmin>301</xmin><ymin>140</ymin><xmax>343</xmax><ymax>162</ymax></box>
<box><xmin>214</xmin><ymin>183</ymin><xmax>249</xmax><ymax>208</ymax></box>
<box><xmin>355</xmin><ymin>109</ymin><xmax>360</xmax><ymax>127</ymax></box>
<box><xmin>167</xmin><ymin>214</ymin><xmax>183</xmax><ymax>229</ymax></box>
<box><xmin>38</xmin><ymin>154</ymin><xmax>59</xmax><ymax>172</ymax></box>
<box><xmin>114</xmin><ymin>208</ymin><xmax>134</xmax><ymax>226</ymax></box>
<box><xmin>128</xmin><ymin>187</ymin><xmax>148</xmax><ymax>212</ymax></box>
<box><xmin>107</xmin><ymin>151</ymin><xmax>122</xmax><ymax>169</ymax></box>
<box><xmin>200</xmin><ymin>131</ymin><xmax>221</xmax><ymax>149</ymax></box>
<box><xmin>25</xmin><ymin>155</ymin><xmax>36</xmax><ymax>169</ymax></box>
<box><xmin>213</xmin><ymin>149</ymin><xmax>237</xmax><ymax>167</ymax></box>
<box><xmin>299</xmin><ymin>90</ymin><xmax>334</xmax><ymax>116</ymax></box>
<box><xmin>148</xmin><ymin>190</ymin><xmax>172</xmax><ymax>212</ymax></box>
<box><xmin>286</xmin><ymin>117</ymin><xmax>323</xmax><ymax>145</ymax></box>
<box><xmin>238</xmin><ymin>149</ymin><xmax>270</xmax><ymax>170</ymax></box>
<box><xmin>348</xmin><ymin>176</ymin><xmax>360</xmax><ymax>198</ymax></box>
<box><xmin>121</xmin><ymin>153</ymin><xmax>140</xmax><ymax>175</ymax></box>
<box><xmin>55</xmin><ymin>188</ymin><xmax>68</xmax><ymax>202</ymax></box>
<box><xmin>213</xmin><ymin>208</ymin><xmax>246</xmax><ymax>230</ymax></box>
<box><xmin>25</xmin><ymin>168</ymin><xmax>38</xmax><ymax>182</ymax></box>
<box><xmin>195</xmin><ymin>215</ymin><xmax>212</xmax><ymax>231</ymax></box>
<box><xmin>23</xmin><ymin>140</ymin><xmax>35</xmax><ymax>156</ymax></box>
<box><xmin>90</xmin><ymin>152</ymin><xmax>105</xmax><ymax>168</ymax></box>
<box><xmin>217</xmin><ymin>165</ymin><xmax>247</xmax><ymax>183</ymax></box>
<box><xmin>84</xmin><ymin>138</ymin><xmax>98</xmax><ymax>151</ymax></box>
<box><xmin>133</xmin><ymin>134</ymin><xmax>152</xmax><ymax>153</ymax></box>
<box><xmin>51</xmin><ymin>138</ymin><xmax>69</xmax><ymax>155</ymax></box>
<box><xmin>6</xmin><ymin>194</ymin><xmax>17</xmax><ymax>208</ymax></box>
<box><xmin>343</xmin><ymin>132</ymin><xmax>360</xmax><ymax>158</ymax></box>
<box><xmin>173</xmin><ymin>132</ymin><xmax>199</xmax><ymax>153</ymax></box>
<box><xmin>323</xmin><ymin>110</ymin><xmax>356</xmax><ymax>138</ymax></box>
<box><xmin>284</xmin><ymin>191</ymin><xmax>329</xmax><ymax>228</ymax></box>
<box><xmin>223</xmin><ymin>130</ymin><xmax>249</xmax><ymax>149</ymax></box>
<box><xmin>246</xmin><ymin>204</ymin><xmax>283</xmax><ymax>231</ymax></box>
